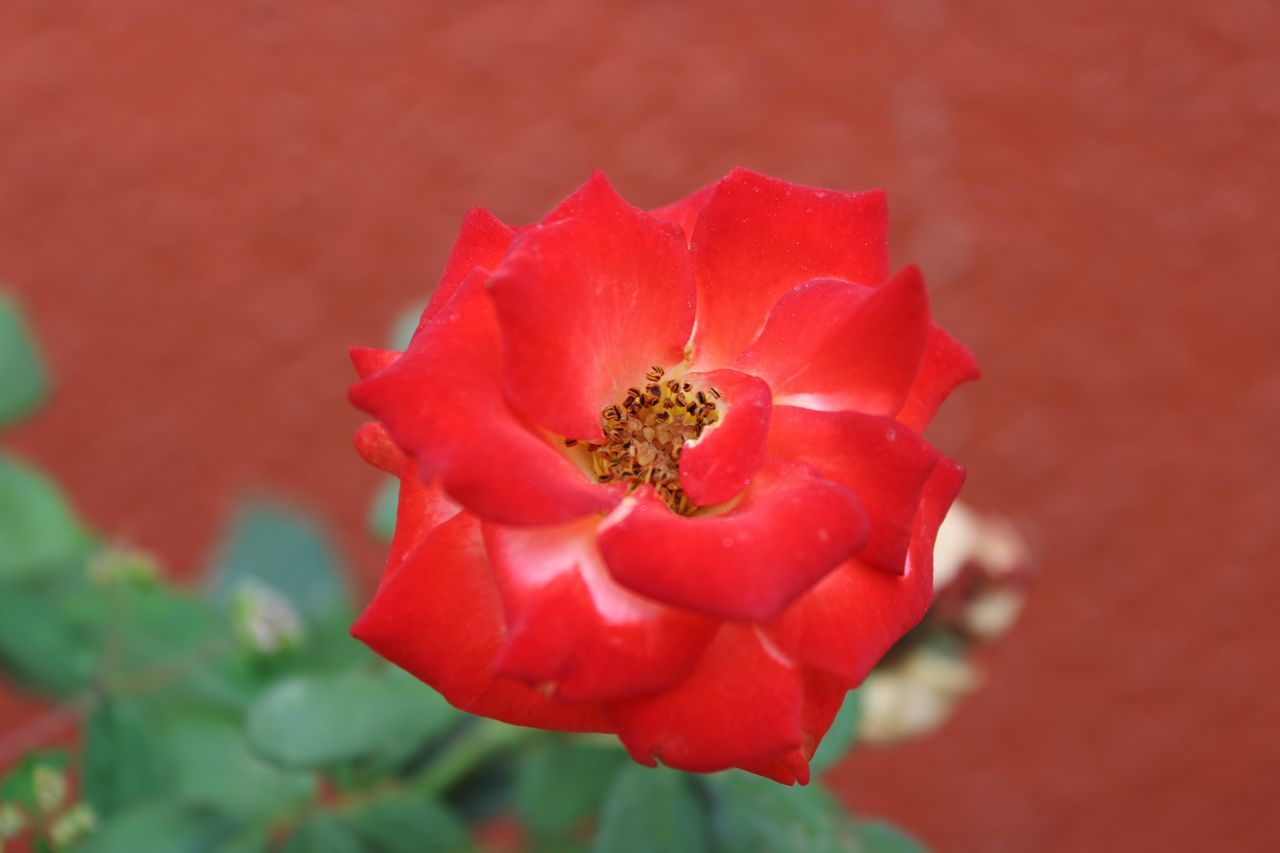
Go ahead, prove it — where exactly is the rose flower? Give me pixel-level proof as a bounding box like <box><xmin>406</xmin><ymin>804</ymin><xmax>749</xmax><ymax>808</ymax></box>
<box><xmin>348</xmin><ymin>168</ymin><xmax>978</xmax><ymax>784</ymax></box>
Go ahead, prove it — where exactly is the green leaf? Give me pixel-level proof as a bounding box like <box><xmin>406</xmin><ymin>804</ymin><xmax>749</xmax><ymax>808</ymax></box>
<box><xmin>854</xmin><ymin>820</ymin><xmax>927</xmax><ymax>853</ymax></box>
<box><xmin>163</xmin><ymin>713</ymin><xmax>315</xmax><ymax>819</ymax></box>
<box><xmin>82</xmin><ymin>699</ymin><xmax>167</xmax><ymax>817</ymax></box>
<box><xmin>77</xmin><ymin>802</ymin><xmax>231</xmax><ymax>853</ymax></box>
<box><xmin>0</xmin><ymin>293</ymin><xmax>48</xmax><ymax>427</ymax></box>
<box><xmin>109</xmin><ymin>584</ymin><xmax>222</xmax><ymax>667</ymax></box>
<box><xmin>0</xmin><ymin>751</ymin><xmax>69</xmax><ymax>814</ymax></box>
<box><xmin>348</xmin><ymin>792</ymin><xmax>470</xmax><ymax>852</ymax></box>
<box><xmin>208</xmin><ymin>824</ymin><xmax>277</xmax><ymax>853</ymax></box>
<box><xmin>0</xmin><ymin>455</ymin><xmax>90</xmax><ymax>582</ymax></box>
<box><xmin>811</xmin><ymin>690</ymin><xmax>863</xmax><ymax>772</ymax></box>
<box><xmin>99</xmin><ymin>583</ymin><xmax>262</xmax><ymax>713</ymax></box>
<box><xmin>707</xmin><ymin>772</ymin><xmax>857</xmax><ymax>853</ymax></box>
<box><xmin>368</xmin><ymin>477</ymin><xmax>399</xmax><ymax>542</ymax></box>
<box><xmin>0</xmin><ymin>579</ymin><xmax>104</xmax><ymax>696</ymax></box>
<box><xmin>515</xmin><ymin>737</ymin><xmax>625</xmax><ymax>839</ymax></box>
<box><xmin>246</xmin><ymin>667</ymin><xmax>460</xmax><ymax>768</ymax></box>
<box><xmin>283</xmin><ymin>814</ymin><xmax>368</xmax><ymax>853</ymax></box>
<box><xmin>206</xmin><ymin>500</ymin><xmax>351</xmax><ymax>622</ymax></box>
<box><xmin>594</xmin><ymin>765</ymin><xmax>708</xmax><ymax>853</ymax></box>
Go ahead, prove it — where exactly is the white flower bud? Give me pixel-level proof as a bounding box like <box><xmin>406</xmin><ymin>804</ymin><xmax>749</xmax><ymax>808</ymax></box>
<box><xmin>48</xmin><ymin>803</ymin><xmax>96</xmax><ymax>847</ymax></box>
<box><xmin>860</xmin><ymin>648</ymin><xmax>980</xmax><ymax>744</ymax></box>
<box><xmin>231</xmin><ymin>580</ymin><xmax>304</xmax><ymax>654</ymax></box>
<box><xmin>0</xmin><ymin>804</ymin><xmax>26</xmax><ymax>841</ymax></box>
<box><xmin>32</xmin><ymin>764</ymin><xmax>66</xmax><ymax>814</ymax></box>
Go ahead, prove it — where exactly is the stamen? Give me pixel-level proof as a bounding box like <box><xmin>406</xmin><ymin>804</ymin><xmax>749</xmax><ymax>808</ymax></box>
<box><xmin>581</xmin><ymin>371</ymin><xmax>721</xmax><ymax>515</ymax></box>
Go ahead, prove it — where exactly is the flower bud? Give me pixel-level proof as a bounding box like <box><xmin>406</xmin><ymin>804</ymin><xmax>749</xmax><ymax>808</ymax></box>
<box><xmin>32</xmin><ymin>764</ymin><xmax>66</xmax><ymax>815</ymax></box>
<box><xmin>860</xmin><ymin>648</ymin><xmax>979</xmax><ymax>744</ymax></box>
<box><xmin>231</xmin><ymin>580</ymin><xmax>304</xmax><ymax>654</ymax></box>
<box><xmin>0</xmin><ymin>804</ymin><xmax>26</xmax><ymax>841</ymax></box>
<box><xmin>48</xmin><ymin>803</ymin><xmax>96</xmax><ymax>847</ymax></box>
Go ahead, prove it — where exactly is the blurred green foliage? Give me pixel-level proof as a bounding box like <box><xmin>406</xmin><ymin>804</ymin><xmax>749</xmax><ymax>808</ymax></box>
<box><xmin>0</xmin><ymin>293</ymin><xmax>48</xmax><ymax>428</ymax></box>
<box><xmin>0</xmin><ymin>298</ymin><xmax>924</xmax><ymax>852</ymax></box>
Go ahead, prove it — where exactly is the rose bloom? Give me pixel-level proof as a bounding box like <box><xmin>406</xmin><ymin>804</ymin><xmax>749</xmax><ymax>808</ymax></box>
<box><xmin>348</xmin><ymin>169</ymin><xmax>978</xmax><ymax>784</ymax></box>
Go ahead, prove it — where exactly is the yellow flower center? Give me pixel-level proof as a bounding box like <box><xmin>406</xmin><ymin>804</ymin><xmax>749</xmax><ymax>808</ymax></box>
<box><xmin>566</xmin><ymin>365</ymin><xmax>720</xmax><ymax>516</ymax></box>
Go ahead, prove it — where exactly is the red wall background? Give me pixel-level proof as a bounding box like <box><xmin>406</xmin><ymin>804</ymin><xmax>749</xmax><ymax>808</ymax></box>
<box><xmin>2</xmin><ymin>1</ymin><xmax>1277</xmax><ymax>850</ymax></box>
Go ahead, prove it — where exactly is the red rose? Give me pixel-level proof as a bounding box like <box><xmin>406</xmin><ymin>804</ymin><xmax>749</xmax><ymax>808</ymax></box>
<box><xmin>348</xmin><ymin>169</ymin><xmax>978</xmax><ymax>784</ymax></box>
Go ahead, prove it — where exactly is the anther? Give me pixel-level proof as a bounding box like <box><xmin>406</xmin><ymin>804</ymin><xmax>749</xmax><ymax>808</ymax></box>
<box><xmin>581</xmin><ymin>372</ymin><xmax>722</xmax><ymax>514</ymax></box>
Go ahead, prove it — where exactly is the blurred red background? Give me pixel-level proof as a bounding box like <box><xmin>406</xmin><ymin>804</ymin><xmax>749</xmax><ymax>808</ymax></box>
<box><xmin>2</xmin><ymin>1</ymin><xmax>1277</xmax><ymax>850</ymax></box>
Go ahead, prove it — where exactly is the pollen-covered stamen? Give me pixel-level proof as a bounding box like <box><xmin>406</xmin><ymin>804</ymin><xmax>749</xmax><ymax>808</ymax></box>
<box><xmin>567</xmin><ymin>365</ymin><xmax>721</xmax><ymax>515</ymax></box>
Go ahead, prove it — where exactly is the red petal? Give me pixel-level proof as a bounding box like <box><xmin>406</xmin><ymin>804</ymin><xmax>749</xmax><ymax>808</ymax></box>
<box><xmin>689</xmin><ymin>168</ymin><xmax>888</xmax><ymax>366</ymax></box>
<box><xmin>356</xmin><ymin>423</ymin><xmax>461</xmax><ymax>580</ymax></box>
<box><xmin>764</xmin><ymin>456</ymin><xmax>965</xmax><ymax>684</ymax></box>
<box><xmin>767</xmin><ymin>406</ymin><xmax>937</xmax><ymax>576</ymax></box>
<box><xmin>736</xmin><ymin>670</ymin><xmax>847</xmax><ymax>785</ymax></box>
<box><xmin>484</xmin><ymin>519</ymin><xmax>717</xmax><ymax>703</ymax></box>
<box><xmin>649</xmin><ymin>179</ymin><xmax>717</xmax><ymax>244</ymax></box>
<box><xmin>597</xmin><ymin>461</ymin><xmax>867</xmax><ymax>622</ymax></box>
<box><xmin>349</xmin><ymin>346</ymin><xmax>400</xmax><ymax>380</ymax></box>
<box><xmin>677</xmin><ymin>369</ymin><xmax>772</xmax><ymax>507</ymax></box>
<box><xmin>352</xmin><ymin>511</ymin><xmax>611</xmax><ymax>732</ymax></box>
<box><xmin>488</xmin><ymin>173</ymin><xmax>697</xmax><ymax>442</ymax></box>
<box><xmin>734</xmin><ymin>267</ymin><xmax>931</xmax><ymax>416</ymax></box>
<box><xmin>605</xmin><ymin>625</ymin><xmax>805</xmax><ymax>773</ymax></box>
<box><xmin>418</xmin><ymin>207</ymin><xmax>516</xmax><ymax>331</ymax></box>
<box><xmin>353</xmin><ymin>421</ymin><xmax>404</xmax><ymax>475</ymax></box>
<box><xmin>799</xmin><ymin>667</ymin><xmax>852</xmax><ymax>764</ymax></box>
<box><xmin>350</xmin><ymin>271</ymin><xmax>622</xmax><ymax>526</ymax></box>
<box><xmin>897</xmin><ymin>326</ymin><xmax>981</xmax><ymax>433</ymax></box>
<box><xmin>382</xmin><ymin>468</ymin><xmax>461</xmax><ymax>581</ymax></box>
<box><xmin>738</xmin><ymin>750</ymin><xmax>811</xmax><ymax>786</ymax></box>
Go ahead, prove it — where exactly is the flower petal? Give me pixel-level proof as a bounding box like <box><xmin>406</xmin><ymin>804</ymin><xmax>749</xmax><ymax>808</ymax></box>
<box><xmin>350</xmin><ymin>270</ymin><xmax>622</xmax><ymax>526</ymax></box>
<box><xmin>605</xmin><ymin>625</ymin><xmax>805</xmax><ymax>773</ymax></box>
<box><xmin>418</xmin><ymin>207</ymin><xmax>516</xmax><ymax>331</ymax></box>
<box><xmin>488</xmin><ymin>173</ymin><xmax>697</xmax><ymax>442</ymax></box>
<box><xmin>677</xmin><ymin>368</ymin><xmax>772</xmax><ymax>507</ymax></box>
<box><xmin>649</xmin><ymin>179</ymin><xmax>717</xmax><ymax>244</ymax></box>
<box><xmin>351</xmin><ymin>510</ymin><xmax>611</xmax><ymax>732</ymax></box>
<box><xmin>737</xmin><ymin>751</ymin><xmax>812</xmax><ymax>786</ymax></box>
<box><xmin>736</xmin><ymin>669</ymin><xmax>849</xmax><ymax>785</ymax></box>
<box><xmin>799</xmin><ymin>668</ymin><xmax>853</xmax><ymax>762</ymax></box>
<box><xmin>484</xmin><ymin>519</ymin><xmax>717</xmax><ymax>703</ymax></box>
<box><xmin>689</xmin><ymin>168</ymin><xmax>888</xmax><ymax>366</ymax></box>
<box><xmin>734</xmin><ymin>267</ymin><xmax>931</xmax><ymax>416</ymax></box>
<box><xmin>353</xmin><ymin>421</ymin><xmax>404</xmax><ymax>475</ymax></box>
<box><xmin>897</xmin><ymin>326</ymin><xmax>981</xmax><ymax>433</ymax></box>
<box><xmin>354</xmin><ymin>423</ymin><xmax>461</xmax><ymax>579</ymax></box>
<box><xmin>382</xmin><ymin>469</ymin><xmax>461</xmax><ymax>579</ymax></box>
<box><xmin>349</xmin><ymin>346</ymin><xmax>401</xmax><ymax>381</ymax></box>
<box><xmin>597</xmin><ymin>461</ymin><xmax>867</xmax><ymax>622</ymax></box>
<box><xmin>764</xmin><ymin>456</ymin><xmax>965</xmax><ymax>684</ymax></box>
<box><xmin>767</xmin><ymin>406</ymin><xmax>937</xmax><ymax>576</ymax></box>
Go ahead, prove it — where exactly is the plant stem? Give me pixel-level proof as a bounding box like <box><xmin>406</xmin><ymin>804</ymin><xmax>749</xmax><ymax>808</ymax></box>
<box><xmin>414</xmin><ymin>720</ymin><xmax>536</xmax><ymax>798</ymax></box>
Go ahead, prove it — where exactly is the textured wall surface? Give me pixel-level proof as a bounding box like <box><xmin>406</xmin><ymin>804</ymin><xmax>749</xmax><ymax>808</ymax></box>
<box><xmin>2</xmin><ymin>1</ymin><xmax>1277</xmax><ymax>849</ymax></box>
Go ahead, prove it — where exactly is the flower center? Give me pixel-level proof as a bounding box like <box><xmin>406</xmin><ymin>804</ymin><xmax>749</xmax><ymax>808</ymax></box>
<box><xmin>566</xmin><ymin>365</ymin><xmax>720</xmax><ymax>516</ymax></box>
